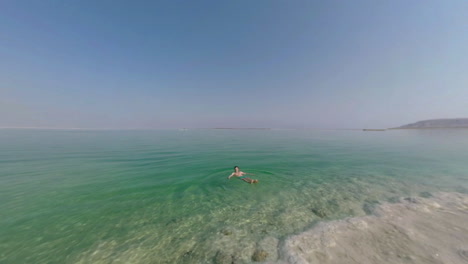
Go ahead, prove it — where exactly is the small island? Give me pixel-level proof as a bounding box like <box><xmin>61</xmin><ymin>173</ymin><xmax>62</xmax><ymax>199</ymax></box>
<box><xmin>394</xmin><ymin>118</ymin><xmax>468</xmax><ymax>129</ymax></box>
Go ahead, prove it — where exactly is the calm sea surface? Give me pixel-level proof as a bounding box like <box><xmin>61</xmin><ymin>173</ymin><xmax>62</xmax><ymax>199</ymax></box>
<box><xmin>1</xmin><ymin>129</ymin><xmax>467</xmax><ymax>263</ymax></box>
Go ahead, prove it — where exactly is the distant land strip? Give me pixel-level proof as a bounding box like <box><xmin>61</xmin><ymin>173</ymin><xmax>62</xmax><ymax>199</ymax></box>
<box><xmin>211</xmin><ymin>128</ymin><xmax>272</xmax><ymax>130</ymax></box>
<box><xmin>393</xmin><ymin>118</ymin><xmax>468</xmax><ymax>129</ymax></box>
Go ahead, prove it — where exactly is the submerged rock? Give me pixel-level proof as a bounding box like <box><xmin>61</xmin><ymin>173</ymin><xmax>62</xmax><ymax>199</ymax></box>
<box><xmin>362</xmin><ymin>200</ymin><xmax>380</xmax><ymax>214</ymax></box>
<box><xmin>220</xmin><ymin>229</ymin><xmax>232</xmax><ymax>236</ymax></box>
<box><xmin>311</xmin><ymin>207</ymin><xmax>327</xmax><ymax>218</ymax></box>
<box><xmin>404</xmin><ymin>197</ymin><xmax>418</xmax><ymax>203</ymax></box>
<box><xmin>182</xmin><ymin>250</ymin><xmax>193</xmax><ymax>258</ymax></box>
<box><xmin>258</xmin><ymin>236</ymin><xmax>279</xmax><ymax>261</ymax></box>
<box><xmin>214</xmin><ymin>251</ymin><xmax>232</xmax><ymax>264</ymax></box>
<box><xmin>419</xmin><ymin>191</ymin><xmax>432</xmax><ymax>198</ymax></box>
<box><xmin>327</xmin><ymin>198</ymin><xmax>340</xmax><ymax>211</ymax></box>
<box><xmin>251</xmin><ymin>249</ymin><xmax>268</xmax><ymax>262</ymax></box>
<box><xmin>165</xmin><ymin>218</ymin><xmax>179</xmax><ymax>226</ymax></box>
<box><xmin>180</xmin><ymin>250</ymin><xmax>196</xmax><ymax>263</ymax></box>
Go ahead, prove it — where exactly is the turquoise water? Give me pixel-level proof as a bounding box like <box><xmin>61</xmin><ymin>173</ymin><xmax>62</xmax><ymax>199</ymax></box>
<box><xmin>1</xmin><ymin>129</ymin><xmax>468</xmax><ymax>263</ymax></box>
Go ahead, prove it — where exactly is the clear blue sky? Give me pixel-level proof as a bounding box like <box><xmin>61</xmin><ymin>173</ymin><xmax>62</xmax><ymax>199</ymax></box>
<box><xmin>1</xmin><ymin>0</ymin><xmax>467</xmax><ymax>129</ymax></box>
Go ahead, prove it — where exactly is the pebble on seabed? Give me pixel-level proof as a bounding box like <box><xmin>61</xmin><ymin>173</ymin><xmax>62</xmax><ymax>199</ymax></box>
<box><xmin>214</xmin><ymin>251</ymin><xmax>238</xmax><ymax>264</ymax></box>
<box><xmin>252</xmin><ymin>249</ymin><xmax>268</xmax><ymax>262</ymax></box>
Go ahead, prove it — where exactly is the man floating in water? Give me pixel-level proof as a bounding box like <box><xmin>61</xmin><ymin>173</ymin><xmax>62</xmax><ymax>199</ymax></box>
<box><xmin>227</xmin><ymin>166</ymin><xmax>258</xmax><ymax>184</ymax></box>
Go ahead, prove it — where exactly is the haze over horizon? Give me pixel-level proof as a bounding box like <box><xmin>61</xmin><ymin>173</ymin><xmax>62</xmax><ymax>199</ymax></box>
<box><xmin>1</xmin><ymin>1</ymin><xmax>467</xmax><ymax>129</ymax></box>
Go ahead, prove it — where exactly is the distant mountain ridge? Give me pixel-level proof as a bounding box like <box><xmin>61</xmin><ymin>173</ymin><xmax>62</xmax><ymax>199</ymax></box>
<box><xmin>396</xmin><ymin>118</ymin><xmax>468</xmax><ymax>129</ymax></box>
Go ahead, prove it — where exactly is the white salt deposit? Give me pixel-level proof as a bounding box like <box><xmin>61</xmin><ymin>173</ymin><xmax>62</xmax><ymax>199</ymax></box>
<box><xmin>278</xmin><ymin>192</ymin><xmax>468</xmax><ymax>264</ymax></box>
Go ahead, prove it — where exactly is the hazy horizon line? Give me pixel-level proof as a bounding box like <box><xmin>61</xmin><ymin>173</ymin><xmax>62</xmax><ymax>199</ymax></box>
<box><xmin>0</xmin><ymin>126</ymin><xmax>373</xmax><ymax>131</ymax></box>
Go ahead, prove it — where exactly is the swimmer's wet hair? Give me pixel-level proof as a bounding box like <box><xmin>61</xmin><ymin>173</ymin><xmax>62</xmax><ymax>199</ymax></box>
<box><xmin>234</xmin><ymin>166</ymin><xmax>239</xmax><ymax>170</ymax></box>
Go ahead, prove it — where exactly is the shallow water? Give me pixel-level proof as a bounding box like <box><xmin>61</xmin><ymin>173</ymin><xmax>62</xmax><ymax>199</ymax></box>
<box><xmin>1</xmin><ymin>129</ymin><xmax>467</xmax><ymax>263</ymax></box>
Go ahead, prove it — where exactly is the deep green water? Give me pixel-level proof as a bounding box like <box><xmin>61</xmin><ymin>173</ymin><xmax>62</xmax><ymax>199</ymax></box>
<box><xmin>1</xmin><ymin>129</ymin><xmax>468</xmax><ymax>263</ymax></box>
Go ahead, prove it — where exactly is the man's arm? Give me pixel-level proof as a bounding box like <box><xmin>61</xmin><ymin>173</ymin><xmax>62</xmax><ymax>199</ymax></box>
<box><xmin>227</xmin><ymin>173</ymin><xmax>234</xmax><ymax>179</ymax></box>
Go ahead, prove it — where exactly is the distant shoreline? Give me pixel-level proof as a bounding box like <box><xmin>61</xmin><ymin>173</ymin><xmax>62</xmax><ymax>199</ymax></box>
<box><xmin>395</xmin><ymin>118</ymin><xmax>468</xmax><ymax>129</ymax></box>
<box><xmin>3</xmin><ymin>126</ymin><xmax>468</xmax><ymax>131</ymax></box>
<box><xmin>390</xmin><ymin>127</ymin><xmax>468</xmax><ymax>130</ymax></box>
<box><xmin>211</xmin><ymin>127</ymin><xmax>272</xmax><ymax>130</ymax></box>
<box><xmin>0</xmin><ymin>127</ymin><xmax>359</xmax><ymax>131</ymax></box>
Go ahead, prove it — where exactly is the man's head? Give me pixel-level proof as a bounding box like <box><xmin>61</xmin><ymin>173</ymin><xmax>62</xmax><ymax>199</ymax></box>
<box><xmin>233</xmin><ymin>166</ymin><xmax>239</xmax><ymax>172</ymax></box>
